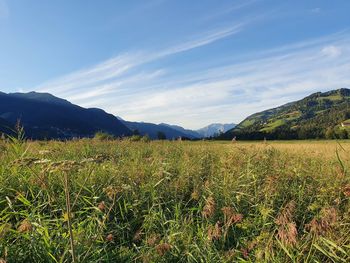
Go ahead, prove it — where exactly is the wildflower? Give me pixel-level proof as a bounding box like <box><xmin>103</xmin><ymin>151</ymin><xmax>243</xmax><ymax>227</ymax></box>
<box><xmin>98</xmin><ymin>201</ymin><xmax>106</xmax><ymax>212</ymax></box>
<box><xmin>155</xmin><ymin>243</ymin><xmax>172</xmax><ymax>256</ymax></box>
<box><xmin>202</xmin><ymin>196</ymin><xmax>215</xmax><ymax>219</ymax></box>
<box><xmin>106</xmin><ymin>233</ymin><xmax>114</xmax><ymax>242</ymax></box>
<box><xmin>207</xmin><ymin>221</ymin><xmax>222</xmax><ymax>241</ymax></box>
<box><xmin>18</xmin><ymin>219</ymin><xmax>32</xmax><ymax>233</ymax></box>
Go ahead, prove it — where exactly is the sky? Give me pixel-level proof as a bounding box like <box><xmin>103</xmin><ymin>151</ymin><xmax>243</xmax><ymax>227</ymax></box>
<box><xmin>0</xmin><ymin>0</ymin><xmax>350</xmax><ymax>129</ymax></box>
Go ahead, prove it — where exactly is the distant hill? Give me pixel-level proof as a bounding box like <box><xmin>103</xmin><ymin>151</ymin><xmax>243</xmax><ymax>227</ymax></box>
<box><xmin>159</xmin><ymin>123</ymin><xmax>201</xmax><ymax>138</ymax></box>
<box><xmin>122</xmin><ymin>121</ymin><xmax>199</xmax><ymax>140</ymax></box>
<box><xmin>197</xmin><ymin>123</ymin><xmax>236</xmax><ymax>137</ymax></box>
<box><xmin>223</xmin><ymin>88</ymin><xmax>350</xmax><ymax>140</ymax></box>
<box><xmin>0</xmin><ymin>92</ymin><xmax>131</xmax><ymax>139</ymax></box>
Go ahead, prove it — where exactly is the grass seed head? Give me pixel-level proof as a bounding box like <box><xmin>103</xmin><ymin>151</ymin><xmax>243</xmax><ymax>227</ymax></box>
<box><xmin>202</xmin><ymin>196</ymin><xmax>216</xmax><ymax>219</ymax></box>
<box><xmin>306</xmin><ymin>207</ymin><xmax>337</xmax><ymax>235</ymax></box>
<box><xmin>98</xmin><ymin>201</ymin><xmax>106</xmax><ymax>212</ymax></box>
<box><xmin>146</xmin><ymin>234</ymin><xmax>160</xmax><ymax>246</ymax></box>
<box><xmin>133</xmin><ymin>229</ymin><xmax>143</xmax><ymax>242</ymax></box>
<box><xmin>343</xmin><ymin>185</ymin><xmax>350</xmax><ymax>197</ymax></box>
<box><xmin>277</xmin><ymin>222</ymin><xmax>298</xmax><ymax>247</ymax></box>
<box><xmin>18</xmin><ymin>219</ymin><xmax>32</xmax><ymax>233</ymax></box>
<box><xmin>106</xmin><ymin>233</ymin><xmax>114</xmax><ymax>242</ymax></box>
<box><xmin>207</xmin><ymin>221</ymin><xmax>222</xmax><ymax>241</ymax></box>
<box><xmin>155</xmin><ymin>243</ymin><xmax>172</xmax><ymax>256</ymax></box>
<box><xmin>191</xmin><ymin>190</ymin><xmax>200</xmax><ymax>200</ymax></box>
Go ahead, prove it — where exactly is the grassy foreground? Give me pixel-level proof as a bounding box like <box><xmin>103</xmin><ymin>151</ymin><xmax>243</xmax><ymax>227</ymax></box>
<box><xmin>0</xmin><ymin>138</ymin><xmax>350</xmax><ymax>262</ymax></box>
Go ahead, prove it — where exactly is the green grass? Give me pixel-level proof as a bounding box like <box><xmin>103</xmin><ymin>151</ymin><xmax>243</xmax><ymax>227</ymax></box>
<box><xmin>0</xmin><ymin>137</ymin><xmax>350</xmax><ymax>262</ymax></box>
<box><xmin>260</xmin><ymin>119</ymin><xmax>285</xmax><ymax>132</ymax></box>
<box><xmin>317</xmin><ymin>95</ymin><xmax>343</xmax><ymax>101</ymax></box>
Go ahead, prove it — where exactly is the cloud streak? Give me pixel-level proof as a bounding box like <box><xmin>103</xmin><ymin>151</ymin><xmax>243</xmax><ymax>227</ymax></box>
<box><xmin>36</xmin><ymin>24</ymin><xmax>243</xmax><ymax>96</ymax></box>
<box><xmin>34</xmin><ymin>26</ymin><xmax>350</xmax><ymax>129</ymax></box>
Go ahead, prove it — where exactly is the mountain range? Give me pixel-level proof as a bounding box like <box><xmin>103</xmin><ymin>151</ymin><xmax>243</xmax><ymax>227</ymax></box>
<box><xmin>0</xmin><ymin>91</ymin><xmax>231</xmax><ymax>140</ymax></box>
<box><xmin>223</xmin><ymin>88</ymin><xmax>350</xmax><ymax>140</ymax></box>
<box><xmin>2</xmin><ymin>88</ymin><xmax>348</xmax><ymax>141</ymax></box>
<box><xmin>0</xmin><ymin>92</ymin><xmax>131</xmax><ymax>139</ymax></box>
<box><xmin>196</xmin><ymin>123</ymin><xmax>236</xmax><ymax>137</ymax></box>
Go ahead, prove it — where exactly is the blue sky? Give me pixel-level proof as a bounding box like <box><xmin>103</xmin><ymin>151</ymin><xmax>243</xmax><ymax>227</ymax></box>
<box><xmin>0</xmin><ymin>0</ymin><xmax>350</xmax><ymax>129</ymax></box>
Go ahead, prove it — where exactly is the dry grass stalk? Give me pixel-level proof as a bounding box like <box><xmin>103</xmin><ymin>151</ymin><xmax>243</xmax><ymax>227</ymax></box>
<box><xmin>191</xmin><ymin>189</ymin><xmax>200</xmax><ymax>200</ymax></box>
<box><xmin>275</xmin><ymin>201</ymin><xmax>298</xmax><ymax>246</ymax></box>
<box><xmin>202</xmin><ymin>196</ymin><xmax>216</xmax><ymax>219</ymax></box>
<box><xmin>106</xmin><ymin>233</ymin><xmax>114</xmax><ymax>242</ymax></box>
<box><xmin>133</xmin><ymin>229</ymin><xmax>143</xmax><ymax>242</ymax></box>
<box><xmin>221</xmin><ymin>206</ymin><xmax>243</xmax><ymax>226</ymax></box>
<box><xmin>18</xmin><ymin>219</ymin><xmax>32</xmax><ymax>233</ymax></box>
<box><xmin>146</xmin><ymin>234</ymin><xmax>160</xmax><ymax>246</ymax></box>
<box><xmin>207</xmin><ymin>221</ymin><xmax>222</xmax><ymax>241</ymax></box>
<box><xmin>155</xmin><ymin>243</ymin><xmax>172</xmax><ymax>256</ymax></box>
<box><xmin>63</xmin><ymin>172</ymin><xmax>76</xmax><ymax>262</ymax></box>
<box><xmin>306</xmin><ymin>207</ymin><xmax>337</xmax><ymax>235</ymax></box>
<box><xmin>97</xmin><ymin>201</ymin><xmax>106</xmax><ymax>212</ymax></box>
<box><xmin>343</xmin><ymin>185</ymin><xmax>350</xmax><ymax>197</ymax></box>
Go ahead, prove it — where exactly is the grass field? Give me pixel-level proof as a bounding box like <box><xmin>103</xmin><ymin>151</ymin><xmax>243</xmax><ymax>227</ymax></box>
<box><xmin>0</xmin><ymin>136</ymin><xmax>349</xmax><ymax>262</ymax></box>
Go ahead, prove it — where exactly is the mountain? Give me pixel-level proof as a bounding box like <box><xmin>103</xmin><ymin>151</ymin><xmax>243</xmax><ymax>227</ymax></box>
<box><xmin>197</xmin><ymin>123</ymin><xmax>236</xmax><ymax>137</ymax></box>
<box><xmin>159</xmin><ymin>123</ymin><xmax>201</xmax><ymax>138</ymax></box>
<box><xmin>223</xmin><ymin>88</ymin><xmax>350</xmax><ymax>140</ymax></box>
<box><xmin>0</xmin><ymin>91</ymin><xmax>131</xmax><ymax>139</ymax></box>
<box><xmin>8</xmin><ymin>91</ymin><xmax>72</xmax><ymax>106</ymax></box>
<box><xmin>121</xmin><ymin>121</ymin><xmax>199</xmax><ymax>140</ymax></box>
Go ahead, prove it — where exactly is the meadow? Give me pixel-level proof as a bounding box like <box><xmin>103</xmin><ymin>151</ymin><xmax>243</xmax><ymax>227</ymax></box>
<box><xmin>0</xmin><ymin>136</ymin><xmax>349</xmax><ymax>262</ymax></box>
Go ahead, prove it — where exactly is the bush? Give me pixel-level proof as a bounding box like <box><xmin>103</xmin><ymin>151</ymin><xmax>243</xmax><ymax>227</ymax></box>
<box><xmin>94</xmin><ymin>131</ymin><xmax>115</xmax><ymax>141</ymax></box>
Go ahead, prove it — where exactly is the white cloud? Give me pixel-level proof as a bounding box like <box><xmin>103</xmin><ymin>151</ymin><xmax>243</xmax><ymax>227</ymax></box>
<box><xmin>321</xmin><ymin>45</ymin><xmax>342</xmax><ymax>58</ymax></box>
<box><xmin>33</xmin><ymin>29</ymin><xmax>350</xmax><ymax>129</ymax></box>
<box><xmin>36</xmin><ymin>24</ymin><xmax>243</xmax><ymax>98</ymax></box>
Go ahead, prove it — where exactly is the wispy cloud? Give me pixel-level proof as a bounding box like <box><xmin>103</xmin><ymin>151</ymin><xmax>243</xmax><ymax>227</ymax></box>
<box><xmin>321</xmin><ymin>45</ymin><xmax>342</xmax><ymax>58</ymax></box>
<box><xmin>36</xmin><ymin>23</ymin><xmax>244</xmax><ymax>96</ymax></box>
<box><xmin>34</xmin><ymin>25</ymin><xmax>350</xmax><ymax>129</ymax></box>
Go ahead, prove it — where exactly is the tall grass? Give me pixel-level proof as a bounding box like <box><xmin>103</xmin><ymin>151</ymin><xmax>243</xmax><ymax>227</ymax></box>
<box><xmin>0</xmin><ymin>138</ymin><xmax>349</xmax><ymax>262</ymax></box>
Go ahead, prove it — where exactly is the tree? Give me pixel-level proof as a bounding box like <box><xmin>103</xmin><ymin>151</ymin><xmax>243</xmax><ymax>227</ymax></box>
<box><xmin>157</xmin><ymin>131</ymin><xmax>166</xmax><ymax>140</ymax></box>
<box><xmin>325</xmin><ymin>127</ymin><xmax>335</xmax><ymax>139</ymax></box>
<box><xmin>335</xmin><ymin>128</ymin><xmax>348</xmax><ymax>139</ymax></box>
<box><xmin>133</xmin><ymin>129</ymin><xmax>140</xmax><ymax>136</ymax></box>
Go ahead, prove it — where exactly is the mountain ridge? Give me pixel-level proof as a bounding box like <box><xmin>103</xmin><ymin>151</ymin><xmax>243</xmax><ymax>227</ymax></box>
<box><xmin>0</xmin><ymin>91</ymin><xmax>131</xmax><ymax>139</ymax></box>
<box><xmin>223</xmin><ymin>88</ymin><xmax>350</xmax><ymax>140</ymax></box>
